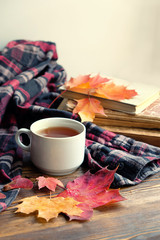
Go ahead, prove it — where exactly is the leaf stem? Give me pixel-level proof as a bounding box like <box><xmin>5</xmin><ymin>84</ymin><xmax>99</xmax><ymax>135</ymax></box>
<box><xmin>57</xmin><ymin>184</ymin><xmax>66</xmax><ymax>190</ymax></box>
<box><xmin>48</xmin><ymin>90</ymin><xmax>67</xmax><ymax>109</ymax></box>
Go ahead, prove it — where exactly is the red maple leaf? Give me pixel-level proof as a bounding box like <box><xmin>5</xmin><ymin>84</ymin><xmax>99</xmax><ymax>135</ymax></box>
<box><xmin>3</xmin><ymin>177</ymin><xmax>33</xmax><ymax>191</ymax></box>
<box><xmin>58</xmin><ymin>167</ymin><xmax>126</xmax><ymax>220</ymax></box>
<box><xmin>36</xmin><ymin>176</ymin><xmax>64</xmax><ymax>192</ymax></box>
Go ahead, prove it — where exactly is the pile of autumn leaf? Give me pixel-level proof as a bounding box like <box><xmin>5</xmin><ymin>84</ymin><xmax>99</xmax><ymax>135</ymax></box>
<box><xmin>0</xmin><ymin>168</ymin><xmax>126</xmax><ymax>222</ymax></box>
<box><xmin>64</xmin><ymin>74</ymin><xmax>137</xmax><ymax>122</ymax></box>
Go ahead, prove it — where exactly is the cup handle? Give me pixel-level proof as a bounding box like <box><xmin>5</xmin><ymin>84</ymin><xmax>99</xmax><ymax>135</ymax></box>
<box><xmin>15</xmin><ymin>128</ymin><xmax>31</xmax><ymax>152</ymax></box>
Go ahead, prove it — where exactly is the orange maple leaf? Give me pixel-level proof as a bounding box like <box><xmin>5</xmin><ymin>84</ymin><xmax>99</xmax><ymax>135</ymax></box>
<box><xmin>95</xmin><ymin>81</ymin><xmax>137</xmax><ymax>100</ymax></box>
<box><xmin>65</xmin><ymin>74</ymin><xmax>137</xmax><ymax>101</ymax></box>
<box><xmin>65</xmin><ymin>74</ymin><xmax>90</xmax><ymax>89</ymax></box>
<box><xmin>15</xmin><ymin>196</ymin><xmax>83</xmax><ymax>222</ymax></box>
<box><xmin>89</xmin><ymin>74</ymin><xmax>110</xmax><ymax>88</ymax></box>
<box><xmin>66</xmin><ymin>74</ymin><xmax>110</xmax><ymax>94</ymax></box>
<box><xmin>73</xmin><ymin>98</ymin><xmax>106</xmax><ymax>122</ymax></box>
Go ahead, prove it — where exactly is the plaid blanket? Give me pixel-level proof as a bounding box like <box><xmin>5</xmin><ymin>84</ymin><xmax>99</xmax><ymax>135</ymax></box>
<box><xmin>0</xmin><ymin>40</ymin><xmax>160</xmax><ymax>212</ymax></box>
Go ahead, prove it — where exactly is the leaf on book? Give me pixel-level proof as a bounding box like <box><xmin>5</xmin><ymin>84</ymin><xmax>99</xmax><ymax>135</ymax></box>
<box><xmin>15</xmin><ymin>196</ymin><xmax>83</xmax><ymax>222</ymax></box>
<box><xmin>65</xmin><ymin>74</ymin><xmax>137</xmax><ymax>101</ymax></box>
<box><xmin>36</xmin><ymin>176</ymin><xmax>64</xmax><ymax>192</ymax></box>
<box><xmin>96</xmin><ymin>82</ymin><xmax>138</xmax><ymax>100</ymax></box>
<box><xmin>3</xmin><ymin>177</ymin><xmax>33</xmax><ymax>191</ymax></box>
<box><xmin>65</xmin><ymin>74</ymin><xmax>110</xmax><ymax>91</ymax></box>
<box><xmin>65</xmin><ymin>74</ymin><xmax>90</xmax><ymax>89</ymax></box>
<box><xmin>73</xmin><ymin>98</ymin><xmax>106</xmax><ymax>122</ymax></box>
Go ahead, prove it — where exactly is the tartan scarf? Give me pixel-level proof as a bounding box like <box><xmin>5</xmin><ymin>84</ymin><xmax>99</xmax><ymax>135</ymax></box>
<box><xmin>0</xmin><ymin>40</ymin><xmax>160</xmax><ymax>212</ymax></box>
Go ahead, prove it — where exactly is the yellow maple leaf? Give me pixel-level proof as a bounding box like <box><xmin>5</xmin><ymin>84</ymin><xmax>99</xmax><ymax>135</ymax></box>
<box><xmin>73</xmin><ymin>98</ymin><xmax>106</xmax><ymax>122</ymax></box>
<box><xmin>15</xmin><ymin>196</ymin><xmax>83</xmax><ymax>222</ymax></box>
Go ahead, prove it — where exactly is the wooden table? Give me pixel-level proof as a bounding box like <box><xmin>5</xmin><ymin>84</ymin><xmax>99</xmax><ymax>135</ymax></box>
<box><xmin>1</xmin><ymin>153</ymin><xmax>160</xmax><ymax>240</ymax></box>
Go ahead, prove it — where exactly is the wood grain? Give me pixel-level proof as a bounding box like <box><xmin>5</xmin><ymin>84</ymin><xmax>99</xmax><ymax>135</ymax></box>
<box><xmin>0</xmin><ymin>155</ymin><xmax>160</xmax><ymax>240</ymax></box>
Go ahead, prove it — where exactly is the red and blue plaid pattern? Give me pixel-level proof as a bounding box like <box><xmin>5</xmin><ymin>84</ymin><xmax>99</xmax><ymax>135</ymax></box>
<box><xmin>84</xmin><ymin>122</ymin><xmax>160</xmax><ymax>187</ymax></box>
<box><xmin>0</xmin><ymin>40</ymin><xmax>160</xmax><ymax>212</ymax></box>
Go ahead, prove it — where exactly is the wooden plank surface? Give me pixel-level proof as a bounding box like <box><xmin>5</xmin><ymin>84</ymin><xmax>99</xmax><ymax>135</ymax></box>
<box><xmin>0</xmin><ymin>156</ymin><xmax>160</xmax><ymax>240</ymax></box>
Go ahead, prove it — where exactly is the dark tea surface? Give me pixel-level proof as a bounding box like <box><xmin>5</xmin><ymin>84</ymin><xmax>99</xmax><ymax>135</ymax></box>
<box><xmin>37</xmin><ymin>127</ymin><xmax>79</xmax><ymax>138</ymax></box>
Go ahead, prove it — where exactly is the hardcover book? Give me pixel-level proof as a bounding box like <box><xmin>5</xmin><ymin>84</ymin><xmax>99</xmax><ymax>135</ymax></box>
<box><xmin>58</xmin><ymin>97</ymin><xmax>160</xmax><ymax>147</ymax></box>
<box><xmin>58</xmin><ymin>97</ymin><xmax>160</xmax><ymax>130</ymax></box>
<box><xmin>60</xmin><ymin>81</ymin><xmax>160</xmax><ymax>114</ymax></box>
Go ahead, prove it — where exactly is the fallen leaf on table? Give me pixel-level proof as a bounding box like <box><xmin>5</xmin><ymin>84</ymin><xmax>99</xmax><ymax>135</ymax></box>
<box><xmin>0</xmin><ymin>192</ymin><xmax>6</xmax><ymax>199</ymax></box>
<box><xmin>73</xmin><ymin>98</ymin><xmax>106</xmax><ymax>122</ymax></box>
<box><xmin>14</xmin><ymin>168</ymin><xmax>126</xmax><ymax>222</ymax></box>
<box><xmin>3</xmin><ymin>177</ymin><xmax>33</xmax><ymax>191</ymax></box>
<box><xmin>58</xmin><ymin>167</ymin><xmax>126</xmax><ymax>219</ymax></box>
<box><xmin>36</xmin><ymin>176</ymin><xmax>64</xmax><ymax>192</ymax></box>
<box><xmin>15</xmin><ymin>196</ymin><xmax>83</xmax><ymax>222</ymax></box>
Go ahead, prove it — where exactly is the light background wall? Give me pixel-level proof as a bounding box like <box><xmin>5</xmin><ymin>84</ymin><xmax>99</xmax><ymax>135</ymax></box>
<box><xmin>0</xmin><ymin>0</ymin><xmax>160</xmax><ymax>86</ymax></box>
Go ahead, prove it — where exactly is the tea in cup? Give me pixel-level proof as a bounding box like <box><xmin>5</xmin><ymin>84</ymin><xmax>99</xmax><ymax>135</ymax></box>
<box><xmin>15</xmin><ymin>118</ymin><xmax>86</xmax><ymax>175</ymax></box>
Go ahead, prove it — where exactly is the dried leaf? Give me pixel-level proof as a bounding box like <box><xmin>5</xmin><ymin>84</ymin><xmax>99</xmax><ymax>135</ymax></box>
<box><xmin>58</xmin><ymin>167</ymin><xmax>125</xmax><ymax>209</ymax></box>
<box><xmin>73</xmin><ymin>98</ymin><xmax>106</xmax><ymax>122</ymax></box>
<box><xmin>65</xmin><ymin>74</ymin><xmax>137</xmax><ymax>122</ymax></box>
<box><xmin>15</xmin><ymin>196</ymin><xmax>83</xmax><ymax>222</ymax></box>
<box><xmin>66</xmin><ymin>74</ymin><xmax>110</xmax><ymax>94</ymax></box>
<box><xmin>89</xmin><ymin>74</ymin><xmax>110</xmax><ymax>88</ymax></box>
<box><xmin>36</xmin><ymin>176</ymin><xmax>64</xmax><ymax>192</ymax></box>
<box><xmin>0</xmin><ymin>192</ymin><xmax>6</xmax><ymax>199</ymax></box>
<box><xmin>3</xmin><ymin>177</ymin><xmax>33</xmax><ymax>191</ymax></box>
<box><xmin>68</xmin><ymin>202</ymin><xmax>93</xmax><ymax>221</ymax></box>
<box><xmin>14</xmin><ymin>168</ymin><xmax>125</xmax><ymax>222</ymax></box>
<box><xmin>65</xmin><ymin>74</ymin><xmax>91</xmax><ymax>89</ymax></box>
<box><xmin>66</xmin><ymin>74</ymin><xmax>137</xmax><ymax>101</ymax></box>
<box><xmin>96</xmin><ymin>81</ymin><xmax>137</xmax><ymax>100</ymax></box>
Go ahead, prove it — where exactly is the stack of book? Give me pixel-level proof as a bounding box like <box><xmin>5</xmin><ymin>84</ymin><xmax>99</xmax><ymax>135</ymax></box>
<box><xmin>59</xmin><ymin>82</ymin><xmax>160</xmax><ymax>147</ymax></box>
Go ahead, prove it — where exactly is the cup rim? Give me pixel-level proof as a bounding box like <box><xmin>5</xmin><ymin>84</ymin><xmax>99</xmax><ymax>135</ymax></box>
<box><xmin>30</xmin><ymin>117</ymin><xmax>85</xmax><ymax>140</ymax></box>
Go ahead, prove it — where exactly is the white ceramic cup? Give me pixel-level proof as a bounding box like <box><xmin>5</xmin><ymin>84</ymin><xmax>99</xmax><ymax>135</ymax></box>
<box><xmin>15</xmin><ymin>117</ymin><xmax>86</xmax><ymax>175</ymax></box>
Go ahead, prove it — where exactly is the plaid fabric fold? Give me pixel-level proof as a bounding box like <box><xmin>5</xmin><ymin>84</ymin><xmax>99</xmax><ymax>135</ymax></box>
<box><xmin>0</xmin><ymin>40</ymin><xmax>160</xmax><ymax>212</ymax></box>
<box><xmin>84</xmin><ymin>122</ymin><xmax>160</xmax><ymax>188</ymax></box>
<box><xmin>0</xmin><ymin>40</ymin><xmax>76</xmax><ymax>211</ymax></box>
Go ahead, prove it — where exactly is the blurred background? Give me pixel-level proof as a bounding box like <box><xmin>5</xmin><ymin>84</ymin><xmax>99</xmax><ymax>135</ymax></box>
<box><xmin>0</xmin><ymin>0</ymin><xmax>160</xmax><ymax>86</ymax></box>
